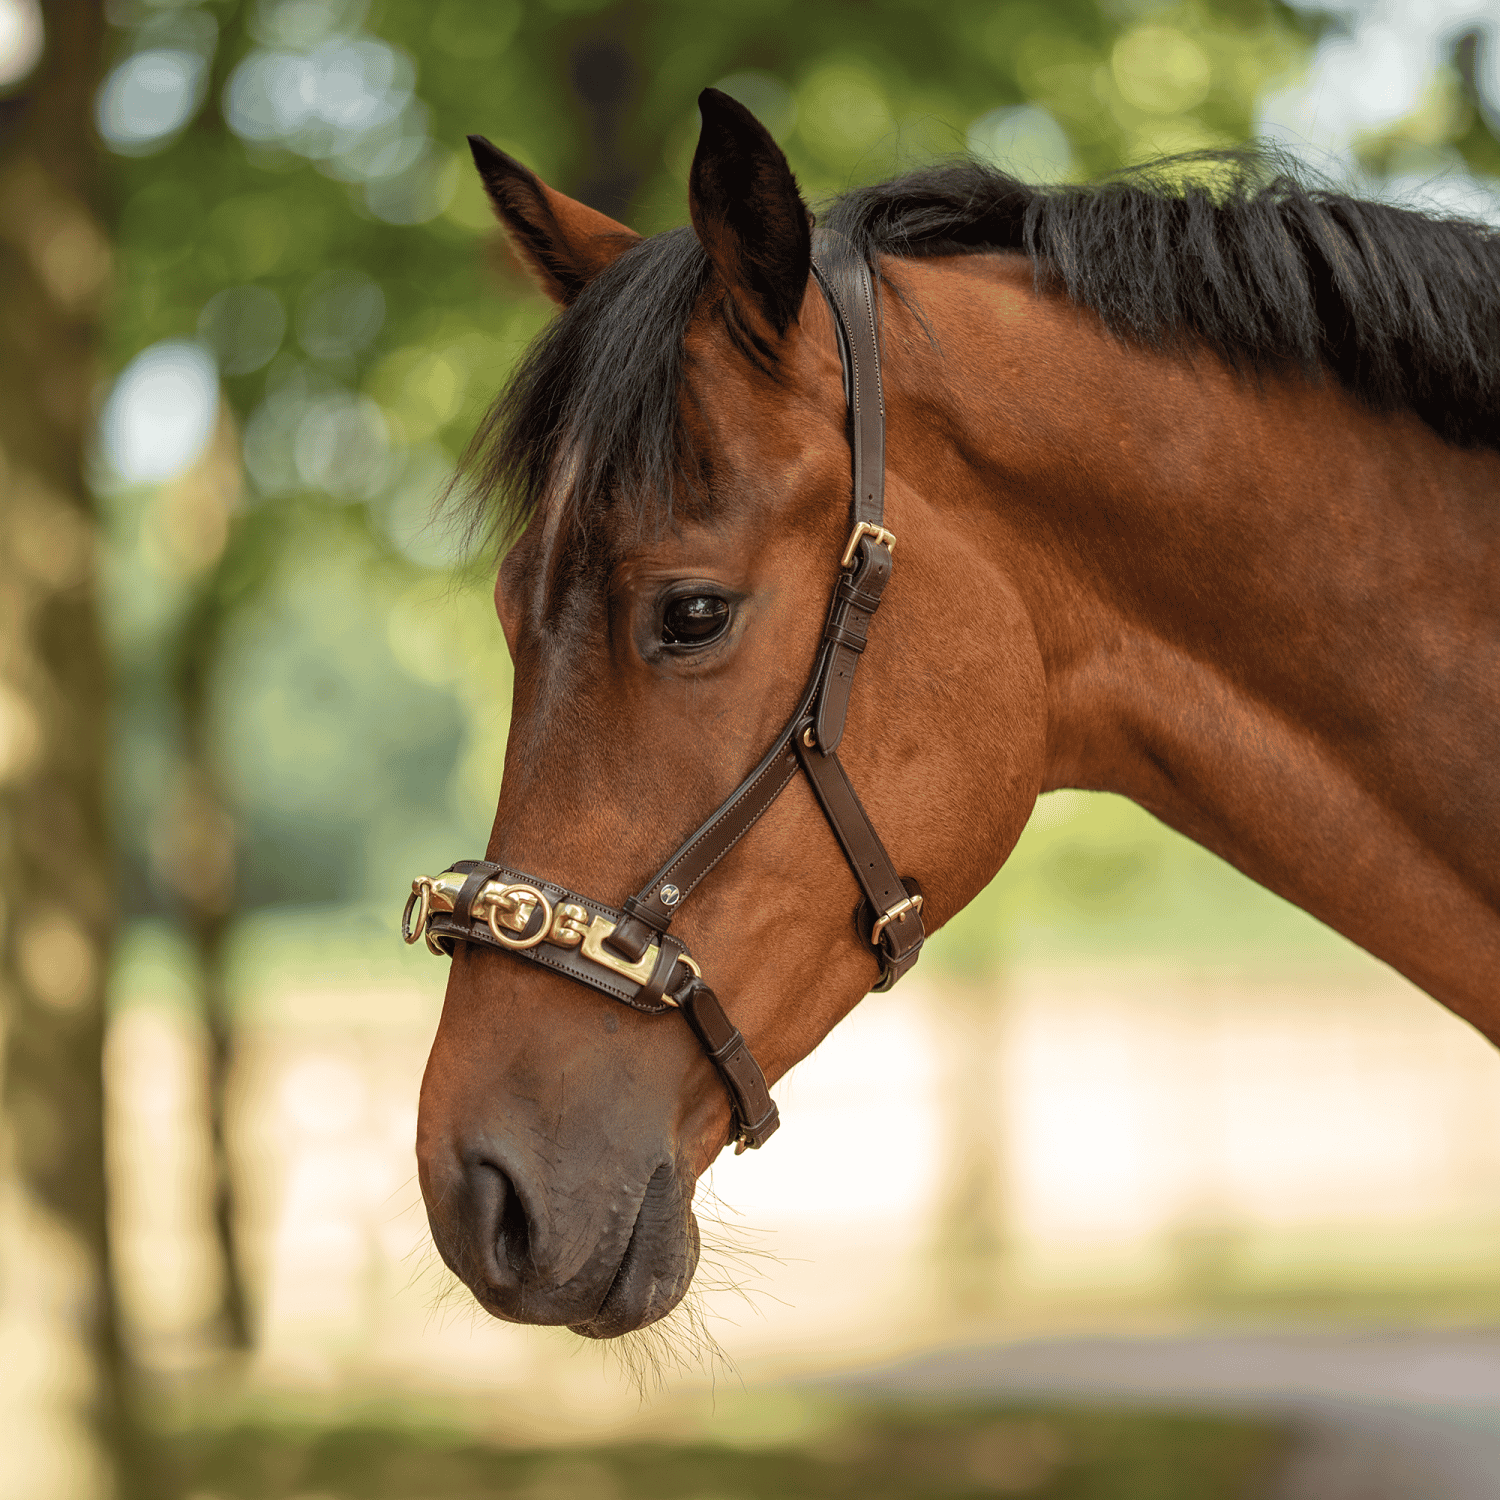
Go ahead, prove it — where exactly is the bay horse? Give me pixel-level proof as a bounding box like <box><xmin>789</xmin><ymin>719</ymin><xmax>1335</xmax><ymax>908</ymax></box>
<box><xmin>411</xmin><ymin>88</ymin><xmax>1500</xmax><ymax>1340</ymax></box>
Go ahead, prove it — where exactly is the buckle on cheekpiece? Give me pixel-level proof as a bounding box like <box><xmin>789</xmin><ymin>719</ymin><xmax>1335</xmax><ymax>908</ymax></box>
<box><xmin>870</xmin><ymin>891</ymin><xmax>923</xmax><ymax>945</ymax></box>
<box><xmin>839</xmin><ymin>520</ymin><xmax>896</xmax><ymax>569</ymax></box>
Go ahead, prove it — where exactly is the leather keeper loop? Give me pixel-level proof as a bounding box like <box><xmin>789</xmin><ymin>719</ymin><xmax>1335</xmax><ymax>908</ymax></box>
<box><xmin>824</xmin><ymin>621</ymin><xmax>869</xmax><ymax>653</ymax></box>
<box><xmin>604</xmin><ymin>913</ymin><xmax>654</xmax><ymax>962</ymax></box>
<box><xmin>836</xmin><ymin>578</ymin><xmax>884</xmax><ymax>612</ymax></box>
<box><xmin>453</xmin><ymin>863</ymin><xmax>500</xmax><ymax>925</ymax></box>
<box><xmin>623</xmin><ymin>894</ymin><xmax>672</xmax><ymax>933</ymax></box>
<box><xmin>634</xmin><ymin>936</ymin><xmax>686</xmax><ymax>1010</ymax></box>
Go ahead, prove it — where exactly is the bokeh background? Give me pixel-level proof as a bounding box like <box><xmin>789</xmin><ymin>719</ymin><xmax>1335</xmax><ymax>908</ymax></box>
<box><xmin>3</xmin><ymin>0</ymin><xmax>1500</xmax><ymax>1496</ymax></box>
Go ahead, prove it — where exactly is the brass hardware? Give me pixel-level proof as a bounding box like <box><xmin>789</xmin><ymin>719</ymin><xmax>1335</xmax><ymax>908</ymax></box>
<box><xmin>840</xmin><ymin>520</ymin><xmax>896</xmax><ymax>570</ymax></box>
<box><xmin>405</xmin><ymin>871</ymin><xmax>553</xmax><ymax>952</ymax></box>
<box><xmin>403</xmin><ymin>879</ymin><xmax>433</xmax><ymax>944</ymax></box>
<box><xmin>404</xmin><ymin>877</ymin><xmax>447</xmax><ymax>955</ymax></box>
<box><xmin>488</xmin><ymin>885</ymin><xmax>536</xmax><ymax>934</ymax></box>
<box><xmin>870</xmin><ymin>892</ymin><xmax>923</xmax><ymax>945</ymax></box>
<box><xmin>482</xmin><ymin>884</ymin><xmax>552</xmax><ymax>950</ymax></box>
<box><xmin>802</xmin><ymin>726</ymin><xmax>816</xmax><ymax>748</ymax></box>
<box><xmin>406</xmin><ymin>873</ymin><xmax>703</xmax><ymax>996</ymax></box>
<box><xmin>659</xmin><ymin>954</ymin><xmax>701</xmax><ymax>1009</ymax></box>
<box><xmin>581</xmin><ymin>916</ymin><xmax>662</xmax><ymax>985</ymax></box>
<box><xmin>420</xmin><ymin>870</ymin><xmax>468</xmax><ymax>911</ymax></box>
<box><xmin>549</xmin><ymin>902</ymin><xmax>591</xmax><ymax>947</ymax></box>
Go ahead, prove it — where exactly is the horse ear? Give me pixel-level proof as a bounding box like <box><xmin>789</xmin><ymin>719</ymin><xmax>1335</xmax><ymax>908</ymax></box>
<box><xmin>467</xmin><ymin>135</ymin><xmax>641</xmax><ymax>306</ymax></box>
<box><xmin>688</xmin><ymin>88</ymin><xmax>812</xmax><ymax>340</ymax></box>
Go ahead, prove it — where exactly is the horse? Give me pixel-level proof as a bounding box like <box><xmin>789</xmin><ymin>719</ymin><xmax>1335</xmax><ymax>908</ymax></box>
<box><xmin>409</xmin><ymin>87</ymin><xmax>1500</xmax><ymax>1341</ymax></box>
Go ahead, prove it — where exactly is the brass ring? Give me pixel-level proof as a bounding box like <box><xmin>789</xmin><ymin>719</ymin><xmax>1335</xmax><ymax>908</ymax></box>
<box><xmin>402</xmin><ymin>880</ymin><xmax>431</xmax><ymax>945</ymax></box>
<box><xmin>484</xmin><ymin>884</ymin><xmax>553</xmax><ymax>951</ymax></box>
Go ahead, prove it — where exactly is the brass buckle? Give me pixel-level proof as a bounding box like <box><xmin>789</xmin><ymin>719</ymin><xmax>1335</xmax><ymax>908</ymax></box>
<box><xmin>580</xmin><ymin>916</ymin><xmax>699</xmax><ymax>1005</ymax></box>
<box><xmin>840</xmin><ymin>520</ymin><xmax>896</xmax><ymax>570</ymax></box>
<box><xmin>870</xmin><ymin>892</ymin><xmax>923</xmax><ymax>946</ymax></box>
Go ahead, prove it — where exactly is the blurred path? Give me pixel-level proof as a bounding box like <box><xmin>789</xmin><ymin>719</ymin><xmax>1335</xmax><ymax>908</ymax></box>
<box><xmin>832</xmin><ymin>1330</ymin><xmax>1500</xmax><ymax>1499</ymax></box>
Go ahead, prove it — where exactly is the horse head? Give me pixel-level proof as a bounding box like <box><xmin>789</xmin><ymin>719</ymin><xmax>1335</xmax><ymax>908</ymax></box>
<box><xmin>413</xmin><ymin>91</ymin><xmax>1046</xmax><ymax>1337</ymax></box>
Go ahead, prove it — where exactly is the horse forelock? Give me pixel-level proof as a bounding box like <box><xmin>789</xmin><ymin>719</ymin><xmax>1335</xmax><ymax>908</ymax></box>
<box><xmin>451</xmin><ymin>227</ymin><xmax>716</xmax><ymax>568</ymax></box>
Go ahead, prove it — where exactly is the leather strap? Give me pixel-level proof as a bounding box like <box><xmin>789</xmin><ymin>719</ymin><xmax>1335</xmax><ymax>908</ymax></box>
<box><xmin>675</xmin><ymin>978</ymin><xmax>779</xmax><ymax>1151</ymax></box>
<box><xmin>813</xmin><ymin>532</ymin><xmax>891</xmax><ymax>754</ymax></box>
<box><xmin>794</xmin><ymin>729</ymin><xmax>924</xmax><ymax>986</ymax></box>
<box><xmin>811</xmin><ymin>252</ymin><xmax>885</xmax><ymax>527</ymax></box>
<box><xmin>428</xmin><ymin>860</ymin><xmax>685</xmax><ymax>1013</ymax></box>
<box><xmin>611</xmin><ymin>686</ymin><xmax>814</xmax><ymax>953</ymax></box>
<box><xmin>616</xmin><ymin>247</ymin><xmax>921</xmax><ymax>976</ymax></box>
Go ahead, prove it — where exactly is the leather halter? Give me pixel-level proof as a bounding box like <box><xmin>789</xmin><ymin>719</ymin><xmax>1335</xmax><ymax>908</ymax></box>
<box><xmin>403</xmin><ymin>246</ymin><xmax>926</xmax><ymax>1152</ymax></box>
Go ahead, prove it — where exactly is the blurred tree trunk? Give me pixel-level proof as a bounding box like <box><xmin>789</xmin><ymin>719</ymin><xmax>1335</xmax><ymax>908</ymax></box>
<box><xmin>169</xmin><ymin>562</ymin><xmax>253</xmax><ymax>1353</ymax></box>
<box><xmin>0</xmin><ymin>3</ymin><xmax>147</xmax><ymax>1497</ymax></box>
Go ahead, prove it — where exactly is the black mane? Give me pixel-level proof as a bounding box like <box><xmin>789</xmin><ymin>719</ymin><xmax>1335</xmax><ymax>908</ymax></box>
<box><xmin>460</xmin><ymin>152</ymin><xmax>1500</xmax><ymax>547</ymax></box>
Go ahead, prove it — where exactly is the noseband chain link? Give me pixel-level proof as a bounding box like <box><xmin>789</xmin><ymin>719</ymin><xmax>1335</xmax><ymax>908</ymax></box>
<box><xmin>404</xmin><ymin>243</ymin><xmax>926</xmax><ymax>1152</ymax></box>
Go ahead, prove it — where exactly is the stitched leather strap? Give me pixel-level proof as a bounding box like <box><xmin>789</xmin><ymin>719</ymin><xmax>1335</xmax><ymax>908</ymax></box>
<box><xmin>427</xmin><ymin>860</ymin><xmax>685</xmax><ymax>1013</ymax></box>
<box><xmin>813</xmin><ymin>533</ymin><xmax>892</xmax><ymax>753</ymax></box>
<box><xmin>675</xmin><ymin>979</ymin><xmax>779</xmax><ymax>1151</ymax></box>
<box><xmin>611</xmin><ymin>678</ymin><xmax>817</xmax><ymax>954</ymax></box>
<box><xmin>794</xmin><ymin>728</ymin><xmax>925</xmax><ymax>986</ymax></box>
<box><xmin>811</xmin><ymin>250</ymin><xmax>885</xmax><ymax>528</ymax></box>
<box><xmin>616</xmin><ymin>247</ymin><xmax>922</xmax><ymax>985</ymax></box>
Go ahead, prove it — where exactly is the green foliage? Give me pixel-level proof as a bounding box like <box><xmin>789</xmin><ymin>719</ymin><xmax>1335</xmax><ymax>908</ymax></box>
<box><xmin>162</xmin><ymin>1404</ymin><xmax>1283</xmax><ymax>1499</ymax></box>
<box><xmin>926</xmin><ymin>791</ymin><xmax>1367</xmax><ymax>977</ymax></box>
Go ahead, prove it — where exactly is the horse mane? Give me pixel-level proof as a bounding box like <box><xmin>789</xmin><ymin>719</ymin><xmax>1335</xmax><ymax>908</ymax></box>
<box><xmin>831</xmin><ymin>152</ymin><xmax>1500</xmax><ymax>450</ymax></box>
<box><xmin>457</xmin><ymin>150</ymin><xmax>1500</xmax><ymax>550</ymax></box>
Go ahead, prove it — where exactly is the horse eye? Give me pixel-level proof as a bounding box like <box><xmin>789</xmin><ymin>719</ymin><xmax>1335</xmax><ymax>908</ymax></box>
<box><xmin>662</xmin><ymin>594</ymin><xmax>730</xmax><ymax>646</ymax></box>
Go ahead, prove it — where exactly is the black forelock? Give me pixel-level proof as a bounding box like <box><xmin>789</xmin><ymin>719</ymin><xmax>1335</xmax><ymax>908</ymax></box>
<box><xmin>452</xmin><ymin>150</ymin><xmax>1500</xmax><ymax>555</ymax></box>
<box><xmin>456</xmin><ymin>226</ymin><xmax>715</xmax><ymax>560</ymax></box>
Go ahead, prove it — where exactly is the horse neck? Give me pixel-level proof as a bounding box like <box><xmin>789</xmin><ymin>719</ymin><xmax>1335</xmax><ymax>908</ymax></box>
<box><xmin>889</xmin><ymin>252</ymin><xmax>1500</xmax><ymax>1028</ymax></box>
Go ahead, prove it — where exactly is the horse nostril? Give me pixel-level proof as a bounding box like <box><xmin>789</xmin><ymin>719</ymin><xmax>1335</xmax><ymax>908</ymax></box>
<box><xmin>496</xmin><ymin>1168</ymin><xmax>532</xmax><ymax>1275</ymax></box>
<box><xmin>475</xmin><ymin>1161</ymin><xmax>533</xmax><ymax>1279</ymax></box>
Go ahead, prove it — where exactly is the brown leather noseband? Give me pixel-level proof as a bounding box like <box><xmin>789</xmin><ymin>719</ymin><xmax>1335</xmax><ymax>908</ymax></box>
<box><xmin>403</xmin><ymin>247</ymin><xmax>926</xmax><ymax>1152</ymax></box>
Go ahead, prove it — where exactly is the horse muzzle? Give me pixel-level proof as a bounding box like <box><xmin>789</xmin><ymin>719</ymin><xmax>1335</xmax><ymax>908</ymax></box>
<box><xmin>422</xmin><ymin>1140</ymin><xmax>699</xmax><ymax>1336</ymax></box>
